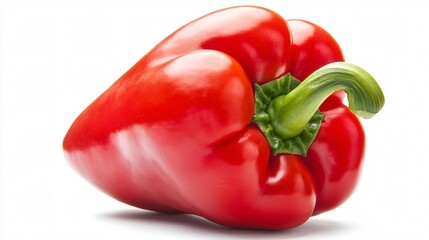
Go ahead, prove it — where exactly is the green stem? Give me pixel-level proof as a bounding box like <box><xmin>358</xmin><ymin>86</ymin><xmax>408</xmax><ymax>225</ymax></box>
<box><xmin>268</xmin><ymin>62</ymin><xmax>385</xmax><ymax>139</ymax></box>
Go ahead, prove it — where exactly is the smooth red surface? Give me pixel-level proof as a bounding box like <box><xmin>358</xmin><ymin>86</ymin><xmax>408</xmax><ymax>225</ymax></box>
<box><xmin>288</xmin><ymin>19</ymin><xmax>345</xmax><ymax>110</ymax></box>
<box><xmin>307</xmin><ymin>105</ymin><xmax>365</xmax><ymax>215</ymax></box>
<box><xmin>63</xmin><ymin>6</ymin><xmax>365</xmax><ymax>229</ymax></box>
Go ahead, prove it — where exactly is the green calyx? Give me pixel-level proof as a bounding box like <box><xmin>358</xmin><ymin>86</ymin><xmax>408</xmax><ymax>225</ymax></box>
<box><xmin>253</xmin><ymin>73</ymin><xmax>324</xmax><ymax>156</ymax></box>
<box><xmin>253</xmin><ymin>62</ymin><xmax>385</xmax><ymax>156</ymax></box>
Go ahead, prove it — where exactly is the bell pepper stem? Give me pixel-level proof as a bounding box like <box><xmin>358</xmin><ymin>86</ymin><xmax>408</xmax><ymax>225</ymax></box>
<box><xmin>268</xmin><ymin>62</ymin><xmax>385</xmax><ymax>139</ymax></box>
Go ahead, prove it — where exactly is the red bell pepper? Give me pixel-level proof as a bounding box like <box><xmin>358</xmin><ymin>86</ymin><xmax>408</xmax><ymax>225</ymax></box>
<box><xmin>63</xmin><ymin>6</ymin><xmax>384</xmax><ymax>229</ymax></box>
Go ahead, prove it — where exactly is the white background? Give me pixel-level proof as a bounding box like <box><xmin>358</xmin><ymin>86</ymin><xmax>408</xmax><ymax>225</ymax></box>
<box><xmin>1</xmin><ymin>0</ymin><xmax>429</xmax><ymax>239</ymax></box>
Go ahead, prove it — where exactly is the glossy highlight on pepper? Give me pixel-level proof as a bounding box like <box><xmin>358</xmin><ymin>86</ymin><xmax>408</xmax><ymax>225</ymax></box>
<box><xmin>63</xmin><ymin>6</ymin><xmax>384</xmax><ymax>230</ymax></box>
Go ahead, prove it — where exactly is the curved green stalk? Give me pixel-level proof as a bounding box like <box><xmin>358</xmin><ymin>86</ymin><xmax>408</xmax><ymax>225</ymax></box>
<box><xmin>268</xmin><ymin>62</ymin><xmax>385</xmax><ymax>139</ymax></box>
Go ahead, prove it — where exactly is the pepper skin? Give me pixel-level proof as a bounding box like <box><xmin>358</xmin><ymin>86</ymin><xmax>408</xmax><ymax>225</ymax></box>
<box><xmin>63</xmin><ymin>6</ymin><xmax>384</xmax><ymax>230</ymax></box>
<box><xmin>288</xmin><ymin>19</ymin><xmax>345</xmax><ymax>110</ymax></box>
